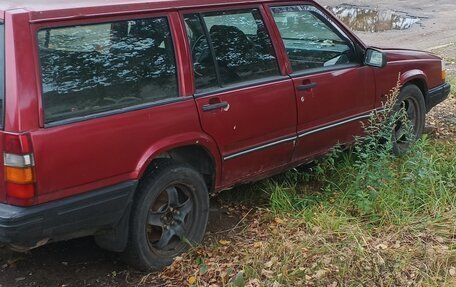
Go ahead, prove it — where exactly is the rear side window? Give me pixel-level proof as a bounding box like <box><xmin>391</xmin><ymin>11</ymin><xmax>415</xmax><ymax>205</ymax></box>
<box><xmin>38</xmin><ymin>17</ymin><xmax>178</xmax><ymax>124</ymax></box>
<box><xmin>0</xmin><ymin>23</ymin><xmax>4</xmax><ymax>128</ymax></box>
<box><xmin>184</xmin><ymin>8</ymin><xmax>280</xmax><ymax>92</ymax></box>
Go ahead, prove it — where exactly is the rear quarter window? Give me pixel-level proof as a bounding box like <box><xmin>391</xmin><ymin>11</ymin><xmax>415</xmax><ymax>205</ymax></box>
<box><xmin>37</xmin><ymin>17</ymin><xmax>178</xmax><ymax>124</ymax></box>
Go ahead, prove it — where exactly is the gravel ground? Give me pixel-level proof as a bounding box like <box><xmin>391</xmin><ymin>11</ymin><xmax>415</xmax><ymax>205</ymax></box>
<box><xmin>1</xmin><ymin>1</ymin><xmax>455</xmax><ymax>286</ymax></box>
<box><xmin>319</xmin><ymin>0</ymin><xmax>456</xmax><ymax>52</ymax></box>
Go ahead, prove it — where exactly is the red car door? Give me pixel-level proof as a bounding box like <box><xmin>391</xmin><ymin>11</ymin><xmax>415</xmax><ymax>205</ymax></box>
<box><xmin>180</xmin><ymin>6</ymin><xmax>297</xmax><ymax>187</ymax></box>
<box><xmin>267</xmin><ymin>3</ymin><xmax>376</xmax><ymax>162</ymax></box>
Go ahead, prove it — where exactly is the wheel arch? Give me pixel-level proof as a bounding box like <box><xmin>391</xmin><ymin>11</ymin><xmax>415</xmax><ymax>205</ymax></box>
<box><xmin>400</xmin><ymin>70</ymin><xmax>428</xmax><ymax>102</ymax></box>
<box><xmin>133</xmin><ymin>132</ymin><xmax>222</xmax><ymax>193</ymax></box>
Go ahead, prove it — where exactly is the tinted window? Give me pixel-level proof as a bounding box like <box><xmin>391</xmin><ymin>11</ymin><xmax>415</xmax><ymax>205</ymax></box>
<box><xmin>0</xmin><ymin>24</ymin><xmax>4</xmax><ymax>128</ymax></box>
<box><xmin>186</xmin><ymin>9</ymin><xmax>279</xmax><ymax>88</ymax></box>
<box><xmin>184</xmin><ymin>14</ymin><xmax>219</xmax><ymax>93</ymax></box>
<box><xmin>271</xmin><ymin>6</ymin><xmax>357</xmax><ymax>72</ymax></box>
<box><xmin>38</xmin><ymin>17</ymin><xmax>178</xmax><ymax>123</ymax></box>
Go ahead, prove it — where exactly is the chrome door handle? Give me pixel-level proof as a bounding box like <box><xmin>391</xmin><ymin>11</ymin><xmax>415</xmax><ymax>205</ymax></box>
<box><xmin>297</xmin><ymin>83</ymin><xmax>317</xmax><ymax>91</ymax></box>
<box><xmin>202</xmin><ymin>101</ymin><xmax>229</xmax><ymax>112</ymax></box>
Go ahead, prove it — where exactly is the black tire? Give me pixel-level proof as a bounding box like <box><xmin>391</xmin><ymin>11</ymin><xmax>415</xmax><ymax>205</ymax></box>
<box><xmin>121</xmin><ymin>159</ymin><xmax>209</xmax><ymax>271</ymax></box>
<box><xmin>392</xmin><ymin>84</ymin><xmax>426</xmax><ymax>155</ymax></box>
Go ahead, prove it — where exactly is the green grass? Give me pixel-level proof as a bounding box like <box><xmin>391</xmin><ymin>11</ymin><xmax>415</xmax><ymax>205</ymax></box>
<box><xmin>264</xmin><ymin>135</ymin><xmax>456</xmax><ymax>225</ymax></box>
<box><xmin>234</xmin><ymin>135</ymin><xmax>456</xmax><ymax>286</ymax></box>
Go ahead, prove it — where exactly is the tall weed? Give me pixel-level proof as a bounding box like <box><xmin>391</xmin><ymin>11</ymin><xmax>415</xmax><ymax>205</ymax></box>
<box><xmin>266</xmin><ymin>79</ymin><xmax>456</xmax><ymax>227</ymax></box>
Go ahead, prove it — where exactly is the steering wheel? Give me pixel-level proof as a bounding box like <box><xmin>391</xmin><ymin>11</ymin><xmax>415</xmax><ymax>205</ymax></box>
<box><xmin>191</xmin><ymin>35</ymin><xmax>210</xmax><ymax>77</ymax></box>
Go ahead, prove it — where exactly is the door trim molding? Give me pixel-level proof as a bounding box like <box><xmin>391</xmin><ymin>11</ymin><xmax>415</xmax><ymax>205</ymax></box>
<box><xmin>223</xmin><ymin>135</ymin><xmax>297</xmax><ymax>161</ymax></box>
<box><xmin>222</xmin><ymin>108</ymin><xmax>383</xmax><ymax>161</ymax></box>
<box><xmin>297</xmin><ymin>109</ymin><xmax>380</xmax><ymax>138</ymax></box>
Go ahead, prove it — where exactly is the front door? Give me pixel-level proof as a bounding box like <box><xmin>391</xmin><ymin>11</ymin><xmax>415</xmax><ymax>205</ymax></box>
<box><xmin>269</xmin><ymin>4</ymin><xmax>376</xmax><ymax>161</ymax></box>
<box><xmin>182</xmin><ymin>7</ymin><xmax>297</xmax><ymax>187</ymax></box>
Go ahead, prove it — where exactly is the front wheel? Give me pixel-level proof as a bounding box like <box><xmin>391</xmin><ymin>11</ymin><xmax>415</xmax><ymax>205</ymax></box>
<box><xmin>121</xmin><ymin>159</ymin><xmax>209</xmax><ymax>270</ymax></box>
<box><xmin>392</xmin><ymin>84</ymin><xmax>426</xmax><ymax>155</ymax></box>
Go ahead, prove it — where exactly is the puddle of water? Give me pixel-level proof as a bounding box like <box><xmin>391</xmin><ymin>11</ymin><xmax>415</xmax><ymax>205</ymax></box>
<box><xmin>326</xmin><ymin>5</ymin><xmax>421</xmax><ymax>32</ymax></box>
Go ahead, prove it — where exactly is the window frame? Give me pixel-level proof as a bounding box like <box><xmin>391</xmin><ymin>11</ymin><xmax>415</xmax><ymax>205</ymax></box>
<box><xmin>0</xmin><ymin>22</ymin><xmax>4</xmax><ymax>129</ymax></box>
<box><xmin>182</xmin><ymin>12</ymin><xmax>223</xmax><ymax>93</ymax></box>
<box><xmin>31</xmin><ymin>11</ymin><xmax>186</xmax><ymax>128</ymax></box>
<box><xmin>266</xmin><ymin>2</ymin><xmax>365</xmax><ymax>77</ymax></box>
<box><xmin>179</xmin><ymin>4</ymin><xmax>288</xmax><ymax>98</ymax></box>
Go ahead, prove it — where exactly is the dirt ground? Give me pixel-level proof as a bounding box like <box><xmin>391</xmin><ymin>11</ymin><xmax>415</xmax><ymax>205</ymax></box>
<box><xmin>0</xmin><ymin>201</ymin><xmax>242</xmax><ymax>287</ymax></box>
<box><xmin>319</xmin><ymin>0</ymin><xmax>456</xmax><ymax>70</ymax></box>
<box><xmin>1</xmin><ymin>1</ymin><xmax>455</xmax><ymax>286</ymax></box>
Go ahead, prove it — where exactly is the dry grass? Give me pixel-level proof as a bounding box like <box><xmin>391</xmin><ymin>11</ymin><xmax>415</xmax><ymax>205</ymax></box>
<box><xmin>152</xmin><ymin>206</ymin><xmax>456</xmax><ymax>286</ymax></box>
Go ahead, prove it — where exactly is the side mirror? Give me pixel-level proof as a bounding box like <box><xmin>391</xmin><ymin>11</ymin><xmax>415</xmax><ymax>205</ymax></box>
<box><xmin>364</xmin><ymin>48</ymin><xmax>387</xmax><ymax>68</ymax></box>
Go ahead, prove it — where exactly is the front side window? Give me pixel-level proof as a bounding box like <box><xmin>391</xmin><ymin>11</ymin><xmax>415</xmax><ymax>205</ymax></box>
<box><xmin>271</xmin><ymin>6</ymin><xmax>357</xmax><ymax>72</ymax></box>
<box><xmin>185</xmin><ymin>8</ymin><xmax>280</xmax><ymax>92</ymax></box>
<box><xmin>38</xmin><ymin>17</ymin><xmax>178</xmax><ymax>123</ymax></box>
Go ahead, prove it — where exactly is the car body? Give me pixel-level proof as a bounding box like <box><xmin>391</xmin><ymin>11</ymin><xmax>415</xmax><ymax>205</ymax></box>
<box><xmin>0</xmin><ymin>0</ymin><xmax>450</xmax><ymax>268</ymax></box>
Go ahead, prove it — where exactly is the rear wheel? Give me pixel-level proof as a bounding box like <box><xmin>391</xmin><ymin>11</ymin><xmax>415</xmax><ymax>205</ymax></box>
<box><xmin>392</xmin><ymin>84</ymin><xmax>426</xmax><ymax>154</ymax></box>
<box><xmin>122</xmin><ymin>159</ymin><xmax>209</xmax><ymax>270</ymax></box>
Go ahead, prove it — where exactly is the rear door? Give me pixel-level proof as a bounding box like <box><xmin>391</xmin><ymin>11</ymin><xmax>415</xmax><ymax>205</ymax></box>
<box><xmin>181</xmin><ymin>6</ymin><xmax>297</xmax><ymax>186</ymax></box>
<box><xmin>268</xmin><ymin>4</ymin><xmax>376</xmax><ymax>161</ymax></box>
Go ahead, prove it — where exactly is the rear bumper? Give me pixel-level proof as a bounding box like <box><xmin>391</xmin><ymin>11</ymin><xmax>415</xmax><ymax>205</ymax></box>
<box><xmin>0</xmin><ymin>181</ymin><xmax>136</xmax><ymax>248</ymax></box>
<box><xmin>427</xmin><ymin>82</ymin><xmax>451</xmax><ymax>112</ymax></box>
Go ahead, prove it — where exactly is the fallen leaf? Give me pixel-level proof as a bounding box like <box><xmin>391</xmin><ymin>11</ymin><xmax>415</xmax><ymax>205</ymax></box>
<box><xmin>264</xmin><ymin>260</ymin><xmax>274</xmax><ymax>268</ymax></box>
<box><xmin>274</xmin><ymin>217</ymin><xmax>284</xmax><ymax>224</ymax></box>
<box><xmin>261</xmin><ymin>269</ymin><xmax>274</xmax><ymax>278</ymax></box>
<box><xmin>246</xmin><ymin>278</ymin><xmax>261</xmax><ymax>287</ymax></box>
<box><xmin>253</xmin><ymin>241</ymin><xmax>263</xmax><ymax>248</ymax></box>
<box><xmin>314</xmin><ymin>269</ymin><xmax>327</xmax><ymax>279</ymax></box>
<box><xmin>188</xmin><ymin>276</ymin><xmax>197</xmax><ymax>285</ymax></box>
<box><xmin>231</xmin><ymin>271</ymin><xmax>245</xmax><ymax>287</ymax></box>
<box><xmin>219</xmin><ymin>240</ymin><xmax>231</xmax><ymax>246</ymax></box>
<box><xmin>449</xmin><ymin>267</ymin><xmax>456</xmax><ymax>276</ymax></box>
<box><xmin>375</xmin><ymin>243</ymin><xmax>388</xmax><ymax>250</ymax></box>
<box><xmin>436</xmin><ymin>236</ymin><xmax>445</xmax><ymax>243</ymax></box>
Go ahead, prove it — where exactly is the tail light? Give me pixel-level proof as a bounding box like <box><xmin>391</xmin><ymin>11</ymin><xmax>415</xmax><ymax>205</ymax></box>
<box><xmin>3</xmin><ymin>133</ymin><xmax>36</xmax><ymax>206</ymax></box>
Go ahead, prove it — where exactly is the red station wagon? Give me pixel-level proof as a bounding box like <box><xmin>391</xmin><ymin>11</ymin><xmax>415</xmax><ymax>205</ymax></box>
<box><xmin>0</xmin><ymin>0</ymin><xmax>450</xmax><ymax>270</ymax></box>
